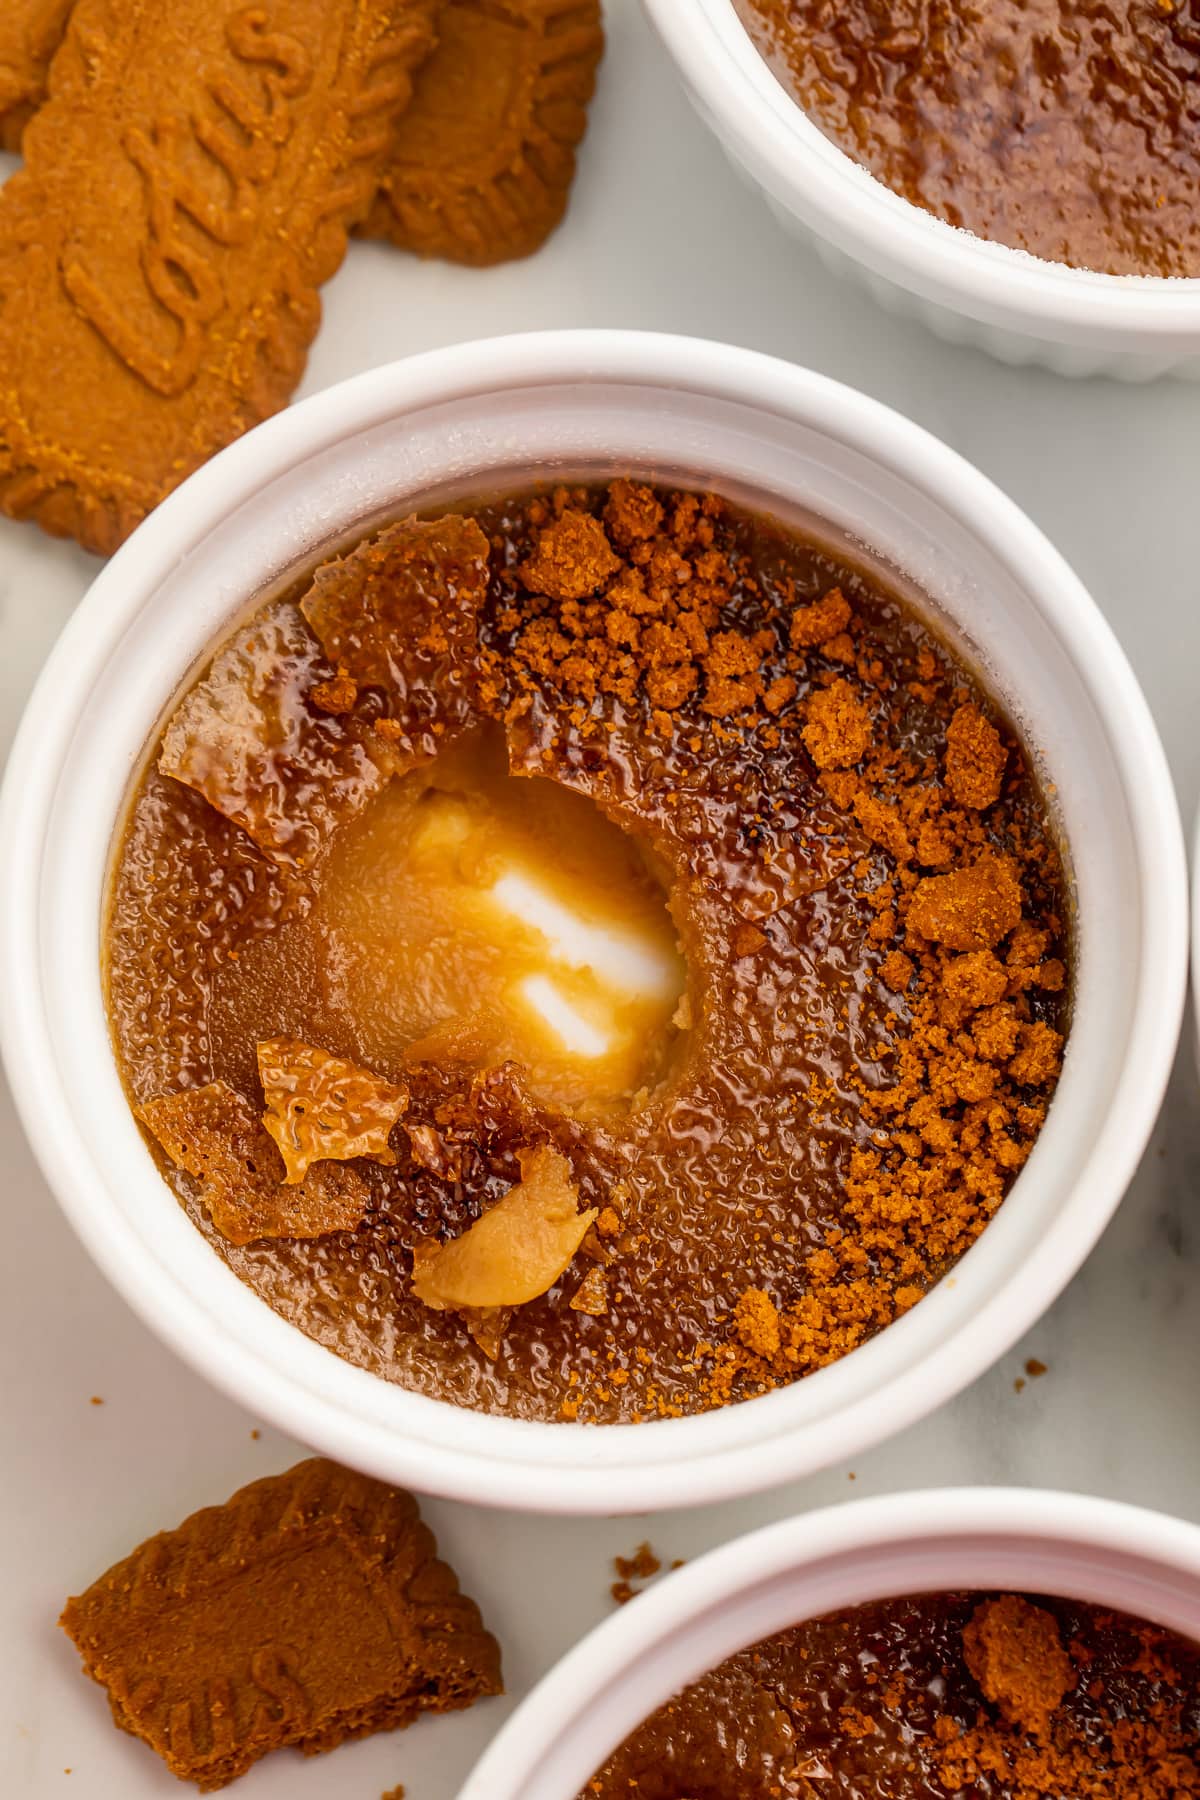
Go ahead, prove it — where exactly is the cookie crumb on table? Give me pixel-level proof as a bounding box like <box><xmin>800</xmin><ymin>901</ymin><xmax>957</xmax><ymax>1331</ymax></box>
<box><xmin>611</xmin><ymin>1542</ymin><xmax>665</xmax><ymax>1605</ymax></box>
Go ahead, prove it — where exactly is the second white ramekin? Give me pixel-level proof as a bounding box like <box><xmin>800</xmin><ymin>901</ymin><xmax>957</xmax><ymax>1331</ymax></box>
<box><xmin>0</xmin><ymin>331</ymin><xmax>1187</xmax><ymax>1513</ymax></box>
<box><xmin>459</xmin><ymin>1489</ymin><xmax>1200</xmax><ymax>1798</ymax></box>
<box><xmin>641</xmin><ymin>0</ymin><xmax>1200</xmax><ymax>380</ymax></box>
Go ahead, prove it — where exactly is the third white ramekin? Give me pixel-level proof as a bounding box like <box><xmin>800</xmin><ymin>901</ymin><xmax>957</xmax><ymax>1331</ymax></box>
<box><xmin>641</xmin><ymin>0</ymin><xmax>1200</xmax><ymax>380</ymax></box>
<box><xmin>459</xmin><ymin>1488</ymin><xmax>1200</xmax><ymax>1798</ymax></box>
<box><xmin>0</xmin><ymin>331</ymin><xmax>1187</xmax><ymax>1513</ymax></box>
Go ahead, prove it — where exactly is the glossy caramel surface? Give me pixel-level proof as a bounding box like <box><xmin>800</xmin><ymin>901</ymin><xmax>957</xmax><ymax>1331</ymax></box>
<box><xmin>106</xmin><ymin>486</ymin><xmax>1068</xmax><ymax>1423</ymax></box>
<box><xmin>736</xmin><ymin>0</ymin><xmax>1200</xmax><ymax>276</ymax></box>
<box><xmin>582</xmin><ymin>1592</ymin><xmax>1200</xmax><ymax>1798</ymax></box>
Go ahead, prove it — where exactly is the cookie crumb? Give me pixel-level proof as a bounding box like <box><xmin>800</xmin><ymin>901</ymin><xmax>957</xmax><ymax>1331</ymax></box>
<box><xmin>945</xmin><ymin>703</ymin><xmax>1007</xmax><ymax>809</ymax></box>
<box><xmin>963</xmin><ymin>1595</ymin><xmax>1073</xmax><ymax>1737</ymax></box>
<box><xmin>611</xmin><ymin>1542</ymin><xmax>663</xmax><ymax>1604</ymax></box>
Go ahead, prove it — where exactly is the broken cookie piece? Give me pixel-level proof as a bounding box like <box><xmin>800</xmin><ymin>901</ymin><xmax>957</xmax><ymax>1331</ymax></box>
<box><xmin>301</xmin><ymin>515</ymin><xmax>491</xmax><ymax>766</ymax></box>
<box><xmin>412</xmin><ymin>1144</ymin><xmax>597</xmax><ymax>1311</ymax></box>
<box><xmin>138</xmin><ymin>1081</ymin><xmax>372</xmax><ymax>1247</ymax></box>
<box><xmin>258</xmin><ymin>1039</ymin><xmax>408</xmax><ymax>1185</ymax></box>
<box><xmin>362</xmin><ymin>0</ymin><xmax>605</xmax><ymax>266</ymax></box>
<box><xmin>60</xmin><ymin>1458</ymin><xmax>502</xmax><ymax>1791</ymax></box>
<box><xmin>159</xmin><ymin>602</ymin><xmax>395</xmax><ymax>870</ymax></box>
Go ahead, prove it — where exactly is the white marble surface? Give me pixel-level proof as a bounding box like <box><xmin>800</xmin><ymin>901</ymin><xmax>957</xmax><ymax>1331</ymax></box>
<box><xmin>2</xmin><ymin>3</ymin><xmax>1199</xmax><ymax>1795</ymax></box>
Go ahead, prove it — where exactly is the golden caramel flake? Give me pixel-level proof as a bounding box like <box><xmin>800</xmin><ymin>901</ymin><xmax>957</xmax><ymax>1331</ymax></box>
<box><xmin>462</xmin><ymin>1307</ymin><xmax>514</xmax><ymax>1362</ymax></box>
<box><xmin>411</xmin><ymin>1145</ymin><xmax>597</xmax><ymax>1312</ymax></box>
<box><xmin>138</xmin><ymin>1082</ymin><xmax>371</xmax><ymax>1247</ymax></box>
<box><xmin>159</xmin><ymin>602</ymin><xmax>392</xmax><ymax>869</ymax></box>
<box><xmin>570</xmin><ymin>1266</ymin><xmax>610</xmax><ymax>1315</ymax></box>
<box><xmin>301</xmin><ymin>515</ymin><xmax>491</xmax><ymax>765</ymax></box>
<box><xmin>402</xmin><ymin>1014</ymin><xmax>499</xmax><ymax>1067</ymax></box>
<box><xmin>256</xmin><ymin>1039</ymin><xmax>408</xmax><ymax>1185</ymax></box>
<box><xmin>732</xmin><ymin>920</ymin><xmax>768</xmax><ymax>959</ymax></box>
<box><xmin>405</xmin><ymin>1122</ymin><xmax>464</xmax><ymax>1183</ymax></box>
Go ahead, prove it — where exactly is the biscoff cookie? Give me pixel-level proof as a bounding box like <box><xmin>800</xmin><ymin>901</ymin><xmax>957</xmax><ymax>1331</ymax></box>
<box><xmin>0</xmin><ymin>0</ymin><xmax>439</xmax><ymax>555</ymax></box>
<box><xmin>0</xmin><ymin>0</ymin><xmax>72</xmax><ymax>151</ymax></box>
<box><xmin>60</xmin><ymin>1458</ymin><xmax>502</xmax><ymax>1790</ymax></box>
<box><xmin>363</xmin><ymin>0</ymin><xmax>603</xmax><ymax>266</ymax></box>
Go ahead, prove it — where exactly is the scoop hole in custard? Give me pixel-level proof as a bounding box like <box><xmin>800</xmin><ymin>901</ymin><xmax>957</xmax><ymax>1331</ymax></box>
<box><xmin>314</xmin><ymin>725</ymin><xmax>688</xmax><ymax>1114</ymax></box>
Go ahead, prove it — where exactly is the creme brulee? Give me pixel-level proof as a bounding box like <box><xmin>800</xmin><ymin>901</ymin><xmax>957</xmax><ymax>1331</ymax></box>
<box><xmin>106</xmin><ymin>480</ymin><xmax>1070</xmax><ymax>1423</ymax></box>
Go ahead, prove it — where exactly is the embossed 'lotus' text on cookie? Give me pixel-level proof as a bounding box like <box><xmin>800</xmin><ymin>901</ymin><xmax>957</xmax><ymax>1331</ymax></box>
<box><xmin>0</xmin><ymin>0</ymin><xmax>439</xmax><ymax>554</ymax></box>
<box><xmin>362</xmin><ymin>0</ymin><xmax>604</xmax><ymax>266</ymax></box>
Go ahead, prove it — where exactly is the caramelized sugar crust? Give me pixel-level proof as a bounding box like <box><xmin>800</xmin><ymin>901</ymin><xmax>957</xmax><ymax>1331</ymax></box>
<box><xmin>106</xmin><ymin>483</ymin><xmax>1069</xmax><ymax>1423</ymax></box>
<box><xmin>581</xmin><ymin>1592</ymin><xmax>1200</xmax><ymax>1799</ymax></box>
<box><xmin>736</xmin><ymin>0</ymin><xmax>1200</xmax><ymax>278</ymax></box>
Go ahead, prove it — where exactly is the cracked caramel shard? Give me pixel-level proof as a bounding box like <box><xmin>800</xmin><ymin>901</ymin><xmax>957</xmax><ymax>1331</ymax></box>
<box><xmin>300</xmin><ymin>514</ymin><xmax>491</xmax><ymax>765</ymax></box>
<box><xmin>0</xmin><ymin>0</ymin><xmax>440</xmax><ymax>555</ymax></box>
<box><xmin>159</xmin><ymin>601</ymin><xmax>394</xmax><ymax>869</ymax></box>
<box><xmin>412</xmin><ymin>1144</ymin><xmax>597</xmax><ymax>1311</ymax></box>
<box><xmin>59</xmin><ymin>1458</ymin><xmax>503</xmax><ymax>1792</ymax></box>
<box><xmin>0</xmin><ymin>0</ymin><xmax>72</xmax><ymax>150</ymax></box>
<box><xmin>138</xmin><ymin>1080</ymin><xmax>373</xmax><ymax>1246</ymax></box>
<box><xmin>257</xmin><ymin>1037</ymin><xmax>408</xmax><ymax>1184</ymax></box>
<box><xmin>362</xmin><ymin>0</ymin><xmax>604</xmax><ymax>265</ymax></box>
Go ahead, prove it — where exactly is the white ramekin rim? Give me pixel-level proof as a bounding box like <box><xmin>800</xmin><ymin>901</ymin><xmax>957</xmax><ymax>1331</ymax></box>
<box><xmin>0</xmin><ymin>330</ymin><xmax>1187</xmax><ymax>1514</ymax></box>
<box><xmin>459</xmin><ymin>1487</ymin><xmax>1200</xmax><ymax>1800</ymax></box>
<box><xmin>641</xmin><ymin>0</ymin><xmax>1200</xmax><ymax>345</ymax></box>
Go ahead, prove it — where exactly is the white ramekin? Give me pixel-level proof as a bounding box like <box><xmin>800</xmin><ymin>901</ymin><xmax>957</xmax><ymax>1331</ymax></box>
<box><xmin>641</xmin><ymin>0</ymin><xmax>1200</xmax><ymax>381</ymax></box>
<box><xmin>458</xmin><ymin>1488</ymin><xmax>1200</xmax><ymax>1798</ymax></box>
<box><xmin>0</xmin><ymin>331</ymin><xmax>1186</xmax><ymax>1514</ymax></box>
